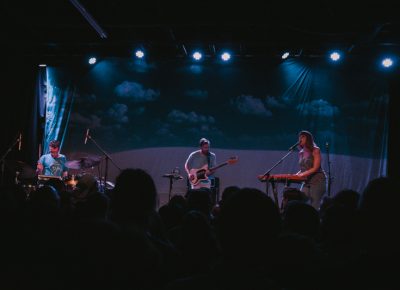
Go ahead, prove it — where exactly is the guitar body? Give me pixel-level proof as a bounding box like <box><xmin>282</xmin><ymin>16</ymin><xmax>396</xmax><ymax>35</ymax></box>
<box><xmin>189</xmin><ymin>165</ymin><xmax>209</xmax><ymax>186</ymax></box>
<box><xmin>188</xmin><ymin>156</ymin><xmax>238</xmax><ymax>187</ymax></box>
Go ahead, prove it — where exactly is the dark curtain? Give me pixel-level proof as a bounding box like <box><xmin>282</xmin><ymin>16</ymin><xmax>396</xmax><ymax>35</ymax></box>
<box><xmin>0</xmin><ymin>55</ymin><xmax>38</xmax><ymax>186</ymax></box>
<box><xmin>388</xmin><ymin>76</ymin><xmax>400</xmax><ymax>178</ymax></box>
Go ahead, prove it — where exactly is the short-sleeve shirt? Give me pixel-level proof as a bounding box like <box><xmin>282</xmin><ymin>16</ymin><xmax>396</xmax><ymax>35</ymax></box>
<box><xmin>185</xmin><ymin>150</ymin><xmax>216</xmax><ymax>188</ymax></box>
<box><xmin>38</xmin><ymin>153</ymin><xmax>68</xmax><ymax>177</ymax></box>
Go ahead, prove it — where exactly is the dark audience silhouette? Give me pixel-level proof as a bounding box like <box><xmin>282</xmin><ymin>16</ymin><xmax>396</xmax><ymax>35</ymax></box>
<box><xmin>0</xmin><ymin>172</ymin><xmax>397</xmax><ymax>290</ymax></box>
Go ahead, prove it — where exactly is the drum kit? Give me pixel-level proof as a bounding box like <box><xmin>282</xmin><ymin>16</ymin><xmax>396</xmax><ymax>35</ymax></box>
<box><xmin>65</xmin><ymin>155</ymin><xmax>115</xmax><ymax>192</ymax></box>
<box><xmin>2</xmin><ymin>159</ymin><xmax>37</xmax><ymax>198</ymax></box>
<box><xmin>4</xmin><ymin>155</ymin><xmax>114</xmax><ymax>198</ymax></box>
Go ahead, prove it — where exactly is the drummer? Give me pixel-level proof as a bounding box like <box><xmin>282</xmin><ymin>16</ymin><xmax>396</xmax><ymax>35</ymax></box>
<box><xmin>36</xmin><ymin>140</ymin><xmax>68</xmax><ymax>178</ymax></box>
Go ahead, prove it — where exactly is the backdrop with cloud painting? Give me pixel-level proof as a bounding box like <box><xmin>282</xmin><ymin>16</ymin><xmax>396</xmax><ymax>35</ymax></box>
<box><xmin>43</xmin><ymin>56</ymin><xmax>388</xmax><ymax>206</ymax></box>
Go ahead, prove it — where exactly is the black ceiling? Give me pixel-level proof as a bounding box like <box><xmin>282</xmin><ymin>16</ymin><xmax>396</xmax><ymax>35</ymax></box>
<box><xmin>3</xmin><ymin>0</ymin><xmax>400</xmax><ymax>63</ymax></box>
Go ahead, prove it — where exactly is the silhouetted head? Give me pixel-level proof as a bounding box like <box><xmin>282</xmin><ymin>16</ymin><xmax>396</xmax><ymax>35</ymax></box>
<box><xmin>217</xmin><ymin>187</ymin><xmax>281</xmax><ymax>263</ymax></box>
<box><xmin>282</xmin><ymin>200</ymin><xmax>320</xmax><ymax>239</ymax></box>
<box><xmin>333</xmin><ymin>189</ymin><xmax>360</xmax><ymax>211</ymax></box>
<box><xmin>186</xmin><ymin>188</ymin><xmax>212</xmax><ymax>217</ymax></box>
<box><xmin>220</xmin><ymin>185</ymin><xmax>240</xmax><ymax>205</ymax></box>
<box><xmin>110</xmin><ymin>168</ymin><xmax>157</xmax><ymax>225</ymax></box>
<box><xmin>359</xmin><ymin>176</ymin><xmax>395</xmax><ymax>213</ymax></box>
<box><xmin>75</xmin><ymin>174</ymin><xmax>99</xmax><ymax>197</ymax></box>
<box><xmin>281</xmin><ymin>187</ymin><xmax>308</xmax><ymax>214</ymax></box>
<box><xmin>30</xmin><ymin>185</ymin><xmax>61</xmax><ymax>214</ymax></box>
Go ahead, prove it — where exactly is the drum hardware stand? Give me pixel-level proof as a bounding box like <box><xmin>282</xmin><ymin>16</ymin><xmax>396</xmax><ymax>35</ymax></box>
<box><xmin>0</xmin><ymin>133</ymin><xmax>22</xmax><ymax>187</ymax></box>
<box><xmin>326</xmin><ymin>142</ymin><xmax>333</xmax><ymax>197</ymax></box>
<box><xmin>85</xmin><ymin>131</ymin><xmax>121</xmax><ymax>193</ymax></box>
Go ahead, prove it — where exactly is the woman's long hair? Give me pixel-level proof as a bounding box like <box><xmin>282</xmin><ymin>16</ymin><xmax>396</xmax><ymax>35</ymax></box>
<box><xmin>299</xmin><ymin>130</ymin><xmax>316</xmax><ymax>151</ymax></box>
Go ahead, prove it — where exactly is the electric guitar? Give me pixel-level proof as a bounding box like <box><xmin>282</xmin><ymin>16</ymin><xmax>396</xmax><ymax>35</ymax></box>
<box><xmin>188</xmin><ymin>156</ymin><xmax>238</xmax><ymax>186</ymax></box>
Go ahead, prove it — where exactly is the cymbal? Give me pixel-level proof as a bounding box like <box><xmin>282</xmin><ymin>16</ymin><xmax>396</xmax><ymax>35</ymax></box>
<box><xmin>4</xmin><ymin>160</ymin><xmax>35</xmax><ymax>179</ymax></box>
<box><xmin>66</xmin><ymin>156</ymin><xmax>101</xmax><ymax>170</ymax></box>
<box><xmin>65</xmin><ymin>160</ymin><xmax>82</xmax><ymax>169</ymax></box>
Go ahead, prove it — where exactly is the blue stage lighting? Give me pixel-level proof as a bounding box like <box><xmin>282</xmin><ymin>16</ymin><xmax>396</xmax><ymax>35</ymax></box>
<box><xmin>221</xmin><ymin>52</ymin><xmax>231</xmax><ymax>61</ymax></box>
<box><xmin>88</xmin><ymin>57</ymin><xmax>97</xmax><ymax>64</ymax></box>
<box><xmin>192</xmin><ymin>51</ymin><xmax>202</xmax><ymax>61</ymax></box>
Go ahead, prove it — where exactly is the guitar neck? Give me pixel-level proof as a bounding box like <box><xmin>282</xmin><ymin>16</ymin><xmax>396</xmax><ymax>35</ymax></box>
<box><xmin>210</xmin><ymin>162</ymin><xmax>227</xmax><ymax>171</ymax></box>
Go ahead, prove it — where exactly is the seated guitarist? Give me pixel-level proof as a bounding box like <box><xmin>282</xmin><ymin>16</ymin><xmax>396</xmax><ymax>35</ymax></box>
<box><xmin>184</xmin><ymin>138</ymin><xmax>216</xmax><ymax>190</ymax></box>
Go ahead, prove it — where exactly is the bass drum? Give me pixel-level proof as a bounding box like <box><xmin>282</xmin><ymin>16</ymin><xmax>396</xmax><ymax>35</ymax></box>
<box><xmin>37</xmin><ymin>176</ymin><xmax>66</xmax><ymax>194</ymax></box>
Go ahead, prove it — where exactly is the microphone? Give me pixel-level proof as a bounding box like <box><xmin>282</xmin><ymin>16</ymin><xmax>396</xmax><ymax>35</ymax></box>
<box><xmin>18</xmin><ymin>133</ymin><xmax>22</xmax><ymax>151</ymax></box>
<box><xmin>288</xmin><ymin>141</ymin><xmax>299</xmax><ymax>151</ymax></box>
<box><xmin>172</xmin><ymin>167</ymin><xmax>183</xmax><ymax>180</ymax></box>
<box><xmin>84</xmin><ymin>129</ymin><xmax>90</xmax><ymax>144</ymax></box>
<box><xmin>325</xmin><ymin>142</ymin><xmax>329</xmax><ymax>150</ymax></box>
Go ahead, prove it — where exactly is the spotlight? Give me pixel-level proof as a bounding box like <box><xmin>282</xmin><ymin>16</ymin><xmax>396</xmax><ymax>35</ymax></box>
<box><xmin>381</xmin><ymin>57</ymin><xmax>393</xmax><ymax>68</ymax></box>
<box><xmin>38</xmin><ymin>64</ymin><xmax>47</xmax><ymax>67</ymax></box>
<box><xmin>281</xmin><ymin>52</ymin><xmax>290</xmax><ymax>59</ymax></box>
<box><xmin>329</xmin><ymin>51</ymin><xmax>341</xmax><ymax>62</ymax></box>
<box><xmin>221</xmin><ymin>52</ymin><xmax>231</xmax><ymax>61</ymax></box>
<box><xmin>135</xmin><ymin>50</ymin><xmax>144</xmax><ymax>59</ymax></box>
<box><xmin>88</xmin><ymin>57</ymin><xmax>97</xmax><ymax>65</ymax></box>
<box><xmin>192</xmin><ymin>51</ymin><xmax>202</xmax><ymax>61</ymax></box>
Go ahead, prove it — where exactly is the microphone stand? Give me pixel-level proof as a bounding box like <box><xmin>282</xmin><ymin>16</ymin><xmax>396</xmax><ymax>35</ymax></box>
<box><xmin>0</xmin><ymin>134</ymin><xmax>21</xmax><ymax>187</ymax></box>
<box><xmin>86</xmin><ymin>133</ymin><xmax>121</xmax><ymax>193</ymax></box>
<box><xmin>163</xmin><ymin>168</ymin><xmax>183</xmax><ymax>202</ymax></box>
<box><xmin>326</xmin><ymin>143</ymin><xmax>332</xmax><ymax>197</ymax></box>
<box><xmin>261</xmin><ymin>149</ymin><xmax>296</xmax><ymax>198</ymax></box>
